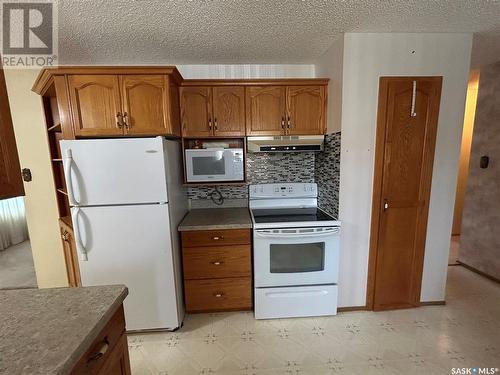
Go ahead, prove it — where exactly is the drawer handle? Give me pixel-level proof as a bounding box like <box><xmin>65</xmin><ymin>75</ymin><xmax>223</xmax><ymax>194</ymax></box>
<box><xmin>211</xmin><ymin>261</ymin><xmax>224</xmax><ymax>266</ymax></box>
<box><xmin>212</xmin><ymin>236</ymin><xmax>224</xmax><ymax>240</ymax></box>
<box><xmin>87</xmin><ymin>338</ymin><xmax>109</xmax><ymax>363</ymax></box>
<box><xmin>213</xmin><ymin>292</ymin><xmax>224</xmax><ymax>298</ymax></box>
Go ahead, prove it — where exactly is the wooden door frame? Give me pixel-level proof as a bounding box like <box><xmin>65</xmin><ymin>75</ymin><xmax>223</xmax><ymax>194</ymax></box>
<box><xmin>366</xmin><ymin>76</ymin><xmax>443</xmax><ymax>310</ymax></box>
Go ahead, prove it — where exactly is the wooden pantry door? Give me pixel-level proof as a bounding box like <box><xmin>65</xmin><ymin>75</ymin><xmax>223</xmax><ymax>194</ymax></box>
<box><xmin>367</xmin><ymin>76</ymin><xmax>442</xmax><ymax>311</ymax></box>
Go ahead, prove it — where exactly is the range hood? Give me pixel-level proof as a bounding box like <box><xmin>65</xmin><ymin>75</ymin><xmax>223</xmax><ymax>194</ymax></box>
<box><xmin>247</xmin><ymin>135</ymin><xmax>324</xmax><ymax>153</ymax></box>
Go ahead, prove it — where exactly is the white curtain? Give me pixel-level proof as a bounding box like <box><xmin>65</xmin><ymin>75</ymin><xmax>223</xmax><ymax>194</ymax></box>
<box><xmin>0</xmin><ymin>197</ymin><xmax>29</xmax><ymax>251</ymax></box>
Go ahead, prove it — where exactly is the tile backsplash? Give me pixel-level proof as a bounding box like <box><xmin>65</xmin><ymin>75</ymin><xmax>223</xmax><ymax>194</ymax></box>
<box><xmin>187</xmin><ymin>132</ymin><xmax>341</xmax><ymax>217</ymax></box>
<box><xmin>315</xmin><ymin>132</ymin><xmax>341</xmax><ymax>218</ymax></box>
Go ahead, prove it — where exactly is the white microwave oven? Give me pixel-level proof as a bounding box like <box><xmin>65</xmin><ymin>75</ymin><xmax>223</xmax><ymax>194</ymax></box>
<box><xmin>185</xmin><ymin>148</ymin><xmax>244</xmax><ymax>182</ymax></box>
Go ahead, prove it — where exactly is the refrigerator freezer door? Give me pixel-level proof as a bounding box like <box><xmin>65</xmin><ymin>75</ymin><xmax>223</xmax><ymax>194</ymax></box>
<box><xmin>61</xmin><ymin>137</ymin><xmax>168</xmax><ymax>206</ymax></box>
<box><xmin>72</xmin><ymin>203</ymin><xmax>181</xmax><ymax>331</ymax></box>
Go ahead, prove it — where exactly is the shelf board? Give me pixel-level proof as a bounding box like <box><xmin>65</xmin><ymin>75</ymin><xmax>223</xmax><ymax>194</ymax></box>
<box><xmin>47</xmin><ymin>123</ymin><xmax>61</xmax><ymax>132</ymax></box>
<box><xmin>59</xmin><ymin>215</ymin><xmax>72</xmax><ymax>228</ymax></box>
<box><xmin>56</xmin><ymin>188</ymin><xmax>68</xmax><ymax>196</ymax></box>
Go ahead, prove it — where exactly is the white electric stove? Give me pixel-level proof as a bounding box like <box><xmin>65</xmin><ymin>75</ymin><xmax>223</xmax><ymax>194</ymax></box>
<box><xmin>249</xmin><ymin>183</ymin><xmax>341</xmax><ymax>319</ymax></box>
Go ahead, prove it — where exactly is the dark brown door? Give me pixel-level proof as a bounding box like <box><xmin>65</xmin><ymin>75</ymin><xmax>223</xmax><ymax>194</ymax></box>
<box><xmin>0</xmin><ymin>67</ymin><xmax>24</xmax><ymax>199</ymax></box>
<box><xmin>368</xmin><ymin>77</ymin><xmax>442</xmax><ymax>311</ymax></box>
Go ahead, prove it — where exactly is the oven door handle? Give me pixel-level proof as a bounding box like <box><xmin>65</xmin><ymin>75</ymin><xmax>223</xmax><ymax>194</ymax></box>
<box><xmin>254</xmin><ymin>228</ymin><xmax>340</xmax><ymax>238</ymax></box>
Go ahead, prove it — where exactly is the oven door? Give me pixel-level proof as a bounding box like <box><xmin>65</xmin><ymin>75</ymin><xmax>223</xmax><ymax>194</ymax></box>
<box><xmin>253</xmin><ymin>226</ymin><xmax>340</xmax><ymax>288</ymax></box>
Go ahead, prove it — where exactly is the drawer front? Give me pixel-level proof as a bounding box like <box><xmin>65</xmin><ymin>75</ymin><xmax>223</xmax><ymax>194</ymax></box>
<box><xmin>185</xmin><ymin>277</ymin><xmax>252</xmax><ymax>312</ymax></box>
<box><xmin>181</xmin><ymin>229</ymin><xmax>251</xmax><ymax>247</ymax></box>
<box><xmin>71</xmin><ymin>305</ymin><xmax>126</xmax><ymax>375</ymax></box>
<box><xmin>183</xmin><ymin>245</ymin><xmax>251</xmax><ymax>280</ymax></box>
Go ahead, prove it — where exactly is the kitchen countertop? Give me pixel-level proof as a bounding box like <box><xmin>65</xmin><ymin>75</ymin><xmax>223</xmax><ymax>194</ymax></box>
<box><xmin>178</xmin><ymin>207</ymin><xmax>252</xmax><ymax>231</ymax></box>
<box><xmin>0</xmin><ymin>285</ymin><xmax>128</xmax><ymax>375</ymax></box>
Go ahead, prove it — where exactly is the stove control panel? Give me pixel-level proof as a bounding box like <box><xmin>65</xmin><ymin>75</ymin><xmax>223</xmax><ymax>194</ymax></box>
<box><xmin>249</xmin><ymin>183</ymin><xmax>317</xmax><ymax>198</ymax></box>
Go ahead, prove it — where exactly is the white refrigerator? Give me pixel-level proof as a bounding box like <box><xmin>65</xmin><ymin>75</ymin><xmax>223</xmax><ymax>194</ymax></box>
<box><xmin>60</xmin><ymin>137</ymin><xmax>187</xmax><ymax>331</ymax></box>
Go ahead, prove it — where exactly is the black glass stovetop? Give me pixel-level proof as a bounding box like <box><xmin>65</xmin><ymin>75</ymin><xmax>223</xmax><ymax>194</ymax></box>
<box><xmin>252</xmin><ymin>207</ymin><xmax>336</xmax><ymax>224</ymax></box>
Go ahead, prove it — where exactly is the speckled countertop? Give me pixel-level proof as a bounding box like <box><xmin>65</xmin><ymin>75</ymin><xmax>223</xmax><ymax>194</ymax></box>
<box><xmin>0</xmin><ymin>285</ymin><xmax>128</xmax><ymax>375</ymax></box>
<box><xmin>178</xmin><ymin>207</ymin><xmax>252</xmax><ymax>231</ymax></box>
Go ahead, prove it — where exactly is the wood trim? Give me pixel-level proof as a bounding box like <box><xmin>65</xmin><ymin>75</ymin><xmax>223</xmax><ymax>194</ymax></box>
<box><xmin>32</xmin><ymin>66</ymin><xmax>183</xmax><ymax>93</ymax></box>
<box><xmin>337</xmin><ymin>306</ymin><xmax>368</xmax><ymax>312</ymax></box>
<box><xmin>53</xmin><ymin>76</ymin><xmax>75</xmax><ymax>139</ymax></box>
<box><xmin>419</xmin><ymin>300</ymin><xmax>446</xmax><ymax>306</ymax></box>
<box><xmin>181</xmin><ymin>78</ymin><xmax>329</xmax><ymax>86</ymax></box>
<box><xmin>457</xmin><ymin>261</ymin><xmax>500</xmax><ymax>284</ymax></box>
<box><xmin>366</xmin><ymin>76</ymin><xmax>443</xmax><ymax>311</ymax></box>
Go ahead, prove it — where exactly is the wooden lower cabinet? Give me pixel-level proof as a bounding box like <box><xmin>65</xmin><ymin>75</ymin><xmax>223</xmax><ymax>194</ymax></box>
<box><xmin>181</xmin><ymin>229</ymin><xmax>252</xmax><ymax>312</ymax></box>
<box><xmin>59</xmin><ymin>217</ymin><xmax>81</xmax><ymax>287</ymax></box>
<box><xmin>185</xmin><ymin>277</ymin><xmax>252</xmax><ymax>312</ymax></box>
<box><xmin>71</xmin><ymin>305</ymin><xmax>131</xmax><ymax>375</ymax></box>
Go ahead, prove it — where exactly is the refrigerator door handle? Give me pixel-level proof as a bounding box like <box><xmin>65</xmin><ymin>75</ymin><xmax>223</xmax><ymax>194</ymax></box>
<box><xmin>64</xmin><ymin>149</ymin><xmax>80</xmax><ymax>206</ymax></box>
<box><xmin>72</xmin><ymin>207</ymin><xmax>88</xmax><ymax>261</ymax></box>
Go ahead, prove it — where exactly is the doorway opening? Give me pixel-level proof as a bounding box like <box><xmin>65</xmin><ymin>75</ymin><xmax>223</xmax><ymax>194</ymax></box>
<box><xmin>449</xmin><ymin>71</ymin><xmax>480</xmax><ymax>267</ymax></box>
<box><xmin>0</xmin><ymin>66</ymin><xmax>37</xmax><ymax>289</ymax></box>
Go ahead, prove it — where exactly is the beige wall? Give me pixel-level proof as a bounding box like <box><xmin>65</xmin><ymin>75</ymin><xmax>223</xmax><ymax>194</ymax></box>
<box><xmin>4</xmin><ymin>69</ymin><xmax>68</xmax><ymax>288</ymax></box>
<box><xmin>459</xmin><ymin>60</ymin><xmax>500</xmax><ymax>280</ymax></box>
<box><xmin>452</xmin><ymin>71</ymin><xmax>480</xmax><ymax>235</ymax></box>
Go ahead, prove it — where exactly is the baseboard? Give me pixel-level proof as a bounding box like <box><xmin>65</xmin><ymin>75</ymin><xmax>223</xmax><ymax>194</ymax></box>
<box><xmin>457</xmin><ymin>261</ymin><xmax>500</xmax><ymax>284</ymax></box>
<box><xmin>337</xmin><ymin>305</ymin><xmax>368</xmax><ymax>312</ymax></box>
<box><xmin>419</xmin><ymin>300</ymin><xmax>446</xmax><ymax>306</ymax></box>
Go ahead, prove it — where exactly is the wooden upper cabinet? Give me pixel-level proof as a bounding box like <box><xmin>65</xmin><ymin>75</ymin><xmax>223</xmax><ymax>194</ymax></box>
<box><xmin>121</xmin><ymin>75</ymin><xmax>170</xmax><ymax>136</ymax></box>
<box><xmin>287</xmin><ymin>86</ymin><xmax>326</xmax><ymax>135</ymax></box>
<box><xmin>180</xmin><ymin>87</ymin><xmax>212</xmax><ymax>137</ymax></box>
<box><xmin>212</xmin><ymin>86</ymin><xmax>245</xmax><ymax>136</ymax></box>
<box><xmin>68</xmin><ymin>75</ymin><xmax>123</xmax><ymax>137</ymax></box>
<box><xmin>245</xmin><ymin>86</ymin><xmax>286</xmax><ymax>136</ymax></box>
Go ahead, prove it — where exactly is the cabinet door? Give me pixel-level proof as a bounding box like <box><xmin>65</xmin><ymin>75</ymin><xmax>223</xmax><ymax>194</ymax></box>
<box><xmin>68</xmin><ymin>75</ymin><xmax>123</xmax><ymax>137</ymax></box>
<box><xmin>245</xmin><ymin>86</ymin><xmax>286</xmax><ymax>136</ymax></box>
<box><xmin>121</xmin><ymin>75</ymin><xmax>170</xmax><ymax>136</ymax></box>
<box><xmin>180</xmin><ymin>87</ymin><xmax>213</xmax><ymax>137</ymax></box>
<box><xmin>59</xmin><ymin>219</ymin><xmax>81</xmax><ymax>287</ymax></box>
<box><xmin>212</xmin><ymin>86</ymin><xmax>245</xmax><ymax>136</ymax></box>
<box><xmin>287</xmin><ymin>86</ymin><xmax>326</xmax><ymax>135</ymax></box>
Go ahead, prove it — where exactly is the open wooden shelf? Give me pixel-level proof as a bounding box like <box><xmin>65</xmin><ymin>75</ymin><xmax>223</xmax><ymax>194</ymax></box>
<box><xmin>56</xmin><ymin>188</ymin><xmax>68</xmax><ymax>196</ymax></box>
<box><xmin>47</xmin><ymin>122</ymin><xmax>61</xmax><ymax>132</ymax></box>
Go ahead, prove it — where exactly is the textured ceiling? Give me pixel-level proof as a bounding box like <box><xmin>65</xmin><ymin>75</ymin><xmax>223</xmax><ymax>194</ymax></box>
<box><xmin>58</xmin><ymin>0</ymin><xmax>500</xmax><ymax>67</ymax></box>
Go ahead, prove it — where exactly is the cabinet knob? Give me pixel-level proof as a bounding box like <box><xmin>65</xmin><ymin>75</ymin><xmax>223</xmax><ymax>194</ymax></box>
<box><xmin>212</xmin><ymin>236</ymin><xmax>223</xmax><ymax>241</ymax></box>
<box><xmin>61</xmin><ymin>231</ymin><xmax>69</xmax><ymax>241</ymax></box>
<box><xmin>211</xmin><ymin>261</ymin><xmax>224</xmax><ymax>266</ymax></box>
<box><xmin>87</xmin><ymin>339</ymin><xmax>109</xmax><ymax>363</ymax></box>
<box><xmin>214</xmin><ymin>118</ymin><xmax>218</xmax><ymax>131</ymax></box>
<box><xmin>213</xmin><ymin>292</ymin><xmax>224</xmax><ymax>298</ymax></box>
<box><xmin>208</xmin><ymin>118</ymin><xmax>212</xmax><ymax>130</ymax></box>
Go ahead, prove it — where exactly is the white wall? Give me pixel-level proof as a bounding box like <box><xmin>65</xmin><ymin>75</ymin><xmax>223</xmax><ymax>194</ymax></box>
<box><xmin>338</xmin><ymin>33</ymin><xmax>472</xmax><ymax>307</ymax></box>
<box><xmin>315</xmin><ymin>37</ymin><xmax>344</xmax><ymax>133</ymax></box>
<box><xmin>177</xmin><ymin>64</ymin><xmax>315</xmax><ymax>79</ymax></box>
